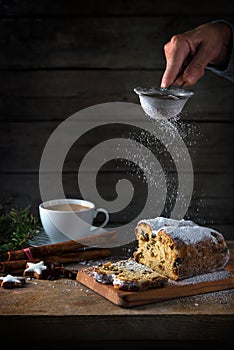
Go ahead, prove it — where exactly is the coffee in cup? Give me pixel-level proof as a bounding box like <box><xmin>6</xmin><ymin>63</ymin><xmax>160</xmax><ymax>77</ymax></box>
<box><xmin>39</xmin><ymin>198</ymin><xmax>109</xmax><ymax>244</ymax></box>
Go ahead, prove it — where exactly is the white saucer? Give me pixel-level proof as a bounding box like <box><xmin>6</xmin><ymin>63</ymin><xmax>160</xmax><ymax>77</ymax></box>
<box><xmin>28</xmin><ymin>226</ymin><xmax>107</xmax><ymax>247</ymax></box>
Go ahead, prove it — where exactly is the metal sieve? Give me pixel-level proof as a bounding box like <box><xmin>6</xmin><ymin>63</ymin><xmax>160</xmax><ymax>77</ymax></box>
<box><xmin>134</xmin><ymin>86</ymin><xmax>194</xmax><ymax>120</ymax></box>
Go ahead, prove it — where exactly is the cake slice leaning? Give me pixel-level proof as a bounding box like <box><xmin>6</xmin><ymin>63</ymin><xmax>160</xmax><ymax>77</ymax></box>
<box><xmin>93</xmin><ymin>258</ymin><xmax>167</xmax><ymax>291</ymax></box>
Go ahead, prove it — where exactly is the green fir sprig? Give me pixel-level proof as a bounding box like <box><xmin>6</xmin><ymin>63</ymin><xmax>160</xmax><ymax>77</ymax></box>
<box><xmin>0</xmin><ymin>200</ymin><xmax>42</xmax><ymax>261</ymax></box>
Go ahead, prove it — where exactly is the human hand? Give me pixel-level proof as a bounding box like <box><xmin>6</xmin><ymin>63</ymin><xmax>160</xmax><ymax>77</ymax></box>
<box><xmin>160</xmin><ymin>21</ymin><xmax>232</xmax><ymax>88</ymax></box>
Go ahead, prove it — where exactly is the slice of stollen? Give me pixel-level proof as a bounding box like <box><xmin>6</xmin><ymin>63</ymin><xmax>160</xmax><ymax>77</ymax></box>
<box><xmin>93</xmin><ymin>258</ymin><xmax>167</xmax><ymax>291</ymax></box>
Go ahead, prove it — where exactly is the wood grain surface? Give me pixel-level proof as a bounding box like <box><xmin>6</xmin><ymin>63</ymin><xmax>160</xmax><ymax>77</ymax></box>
<box><xmin>1</xmin><ymin>1</ymin><xmax>234</xmax><ymax>240</ymax></box>
<box><xmin>77</xmin><ymin>263</ymin><xmax>234</xmax><ymax>307</ymax></box>
<box><xmin>0</xmin><ymin>241</ymin><xmax>233</xmax><ymax>344</ymax></box>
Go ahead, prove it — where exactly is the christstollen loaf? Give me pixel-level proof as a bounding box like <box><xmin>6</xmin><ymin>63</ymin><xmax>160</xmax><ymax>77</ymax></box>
<box><xmin>133</xmin><ymin>217</ymin><xmax>230</xmax><ymax>280</ymax></box>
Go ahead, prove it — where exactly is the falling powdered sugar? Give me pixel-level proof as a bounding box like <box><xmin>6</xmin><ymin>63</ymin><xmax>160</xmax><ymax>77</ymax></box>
<box><xmin>121</xmin><ymin>109</ymin><xmax>204</xmax><ymax>220</ymax></box>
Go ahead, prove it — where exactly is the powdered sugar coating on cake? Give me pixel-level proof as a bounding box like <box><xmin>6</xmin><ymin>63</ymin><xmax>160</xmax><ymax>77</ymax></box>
<box><xmin>134</xmin><ymin>216</ymin><xmax>230</xmax><ymax>280</ymax></box>
<box><xmin>160</xmin><ymin>225</ymin><xmax>226</xmax><ymax>246</ymax></box>
<box><xmin>137</xmin><ymin>217</ymin><xmax>197</xmax><ymax>237</ymax></box>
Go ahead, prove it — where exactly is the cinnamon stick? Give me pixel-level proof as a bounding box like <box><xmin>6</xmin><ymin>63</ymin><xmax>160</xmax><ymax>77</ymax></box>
<box><xmin>7</xmin><ymin>239</ymin><xmax>85</xmax><ymax>261</ymax></box>
<box><xmin>7</xmin><ymin>231</ymin><xmax>117</xmax><ymax>261</ymax></box>
<box><xmin>1</xmin><ymin>248</ymin><xmax>111</xmax><ymax>274</ymax></box>
<box><xmin>45</xmin><ymin>248</ymin><xmax>111</xmax><ymax>264</ymax></box>
<box><xmin>75</xmin><ymin>230</ymin><xmax>119</xmax><ymax>248</ymax></box>
<box><xmin>0</xmin><ymin>259</ymin><xmax>36</xmax><ymax>274</ymax></box>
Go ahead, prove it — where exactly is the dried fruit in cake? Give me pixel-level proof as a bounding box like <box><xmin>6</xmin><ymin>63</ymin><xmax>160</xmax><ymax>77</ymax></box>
<box><xmin>93</xmin><ymin>258</ymin><xmax>167</xmax><ymax>291</ymax></box>
<box><xmin>134</xmin><ymin>217</ymin><xmax>230</xmax><ymax>280</ymax></box>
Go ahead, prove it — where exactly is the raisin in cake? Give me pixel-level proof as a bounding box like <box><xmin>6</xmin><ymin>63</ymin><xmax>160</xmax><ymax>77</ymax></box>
<box><xmin>133</xmin><ymin>217</ymin><xmax>230</xmax><ymax>281</ymax></box>
<box><xmin>93</xmin><ymin>258</ymin><xmax>167</xmax><ymax>291</ymax></box>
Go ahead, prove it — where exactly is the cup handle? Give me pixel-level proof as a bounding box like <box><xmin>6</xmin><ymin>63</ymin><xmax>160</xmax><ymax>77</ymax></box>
<box><xmin>95</xmin><ymin>208</ymin><xmax>109</xmax><ymax>228</ymax></box>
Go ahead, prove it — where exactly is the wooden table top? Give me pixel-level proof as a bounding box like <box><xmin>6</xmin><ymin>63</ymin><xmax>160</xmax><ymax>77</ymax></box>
<box><xmin>0</xmin><ymin>241</ymin><xmax>234</xmax><ymax>345</ymax></box>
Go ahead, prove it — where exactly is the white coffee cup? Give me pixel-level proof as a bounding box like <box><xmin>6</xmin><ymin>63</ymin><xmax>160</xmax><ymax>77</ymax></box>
<box><xmin>39</xmin><ymin>198</ymin><xmax>109</xmax><ymax>243</ymax></box>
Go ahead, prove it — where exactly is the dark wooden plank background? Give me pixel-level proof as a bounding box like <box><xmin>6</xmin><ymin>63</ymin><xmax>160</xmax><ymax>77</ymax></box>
<box><xmin>0</xmin><ymin>1</ymin><xmax>234</xmax><ymax>239</ymax></box>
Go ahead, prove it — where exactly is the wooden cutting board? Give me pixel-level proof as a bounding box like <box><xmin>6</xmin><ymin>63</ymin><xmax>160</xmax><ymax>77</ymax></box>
<box><xmin>77</xmin><ymin>263</ymin><xmax>234</xmax><ymax>308</ymax></box>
